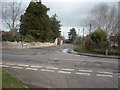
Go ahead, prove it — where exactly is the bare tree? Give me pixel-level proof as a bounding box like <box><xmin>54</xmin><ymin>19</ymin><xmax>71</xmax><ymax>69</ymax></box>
<box><xmin>84</xmin><ymin>3</ymin><xmax>118</xmax><ymax>35</ymax></box>
<box><xmin>2</xmin><ymin>1</ymin><xmax>23</xmax><ymax>36</ymax></box>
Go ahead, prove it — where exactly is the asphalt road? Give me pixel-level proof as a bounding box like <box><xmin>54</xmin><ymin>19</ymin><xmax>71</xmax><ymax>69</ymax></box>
<box><xmin>2</xmin><ymin>44</ymin><xmax>119</xmax><ymax>88</ymax></box>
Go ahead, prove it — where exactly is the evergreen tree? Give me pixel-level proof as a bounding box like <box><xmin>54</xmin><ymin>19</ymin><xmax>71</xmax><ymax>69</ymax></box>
<box><xmin>68</xmin><ymin>28</ymin><xmax>77</xmax><ymax>43</ymax></box>
<box><xmin>51</xmin><ymin>14</ymin><xmax>61</xmax><ymax>39</ymax></box>
<box><xmin>20</xmin><ymin>1</ymin><xmax>57</xmax><ymax>42</ymax></box>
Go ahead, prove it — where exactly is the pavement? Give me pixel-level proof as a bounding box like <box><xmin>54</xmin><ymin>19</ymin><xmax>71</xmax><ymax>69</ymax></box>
<box><xmin>2</xmin><ymin>44</ymin><xmax>120</xmax><ymax>88</ymax></box>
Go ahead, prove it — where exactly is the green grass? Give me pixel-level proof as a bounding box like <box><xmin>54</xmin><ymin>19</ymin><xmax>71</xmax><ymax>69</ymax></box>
<box><xmin>74</xmin><ymin>45</ymin><xmax>120</xmax><ymax>56</ymax></box>
<box><xmin>1</xmin><ymin>69</ymin><xmax>28</xmax><ymax>89</ymax></box>
<box><xmin>74</xmin><ymin>45</ymin><xmax>96</xmax><ymax>54</ymax></box>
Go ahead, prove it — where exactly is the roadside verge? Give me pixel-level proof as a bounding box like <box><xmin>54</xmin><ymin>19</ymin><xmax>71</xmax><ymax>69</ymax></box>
<box><xmin>68</xmin><ymin>50</ymin><xmax>119</xmax><ymax>59</ymax></box>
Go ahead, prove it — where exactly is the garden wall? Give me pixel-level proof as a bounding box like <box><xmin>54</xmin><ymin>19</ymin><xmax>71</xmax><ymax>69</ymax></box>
<box><xmin>2</xmin><ymin>41</ymin><xmax>56</xmax><ymax>49</ymax></box>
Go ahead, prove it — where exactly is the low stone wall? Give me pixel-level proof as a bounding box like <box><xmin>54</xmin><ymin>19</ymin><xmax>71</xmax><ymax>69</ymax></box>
<box><xmin>2</xmin><ymin>41</ymin><xmax>56</xmax><ymax>49</ymax></box>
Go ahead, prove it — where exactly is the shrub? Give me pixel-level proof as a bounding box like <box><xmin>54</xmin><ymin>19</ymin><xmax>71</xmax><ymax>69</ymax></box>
<box><xmin>84</xmin><ymin>37</ymin><xmax>93</xmax><ymax>50</ymax></box>
<box><xmin>2</xmin><ymin>33</ymin><xmax>14</xmax><ymax>41</ymax></box>
<box><xmin>93</xmin><ymin>49</ymin><xmax>120</xmax><ymax>55</ymax></box>
<box><xmin>98</xmin><ymin>41</ymin><xmax>109</xmax><ymax>49</ymax></box>
<box><xmin>91</xmin><ymin>30</ymin><xmax>108</xmax><ymax>49</ymax></box>
<box><xmin>91</xmin><ymin>30</ymin><xmax>107</xmax><ymax>44</ymax></box>
<box><xmin>14</xmin><ymin>37</ymin><xmax>22</xmax><ymax>42</ymax></box>
<box><xmin>23</xmin><ymin>34</ymin><xmax>35</xmax><ymax>42</ymax></box>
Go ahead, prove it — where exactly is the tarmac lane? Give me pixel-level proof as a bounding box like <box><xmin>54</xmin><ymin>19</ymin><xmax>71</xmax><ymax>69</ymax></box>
<box><xmin>2</xmin><ymin>44</ymin><xmax>119</xmax><ymax>88</ymax></box>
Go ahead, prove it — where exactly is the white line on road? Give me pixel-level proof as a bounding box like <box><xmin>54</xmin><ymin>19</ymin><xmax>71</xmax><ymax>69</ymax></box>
<box><xmin>61</xmin><ymin>68</ymin><xmax>74</xmax><ymax>71</ymax></box>
<box><xmin>25</xmin><ymin>68</ymin><xmax>38</xmax><ymax>71</ymax></box>
<box><xmin>98</xmin><ymin>71</ymin><xmax>113</xmax><ymax>74</ymax></box>
<box><xmin>53</xmin><ymin>58</ymin><xmax>117</xmax><ymax>64</ymax></box>
<box><xmin>1</xmin><ymin>65</ymin><xmax>10</xmax><ymax>68</ymax></box>
<box><xmin>75</xmin><ymin>72</ymin><xmax>90</xmax><ymax>76</ymax></box>
<box><xmin>96</xmin><ymin>74</ymin><xmax>112</xmax><ymax>77</ymax></box>
<box><xmin>46</xmin><ymin>67</ymin><xmax>58</xmax><ymax>70</ymax></box>
<box><xmin>11</xmin><ymin>66</ymin><xmax>23</xmax><ymax>69</ymax></box>
<box><xmin>31</xmin><ymin>66</ymin><xmax>42</xmax><ymax>68</ymax></box>
<box><xmin>78</xmin><ymin>69</ymin><xmax>92</xmax><ymax>73</ymax></box>
<box><xmin>17</xmin><ymin>64</ymin><xmax>29</xmax><ymax>67</ymax></box>
<box><xmin>41</xmin><ymin>69</ymin><xmax>54</xmax><ymax>72</ymax></box>
<box><xmin>58</xmin><ymin>71</ymin><xmax>71</xmax><ymax>74</ymax></box>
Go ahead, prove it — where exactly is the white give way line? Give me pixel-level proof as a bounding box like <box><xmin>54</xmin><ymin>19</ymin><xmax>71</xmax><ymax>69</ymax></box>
<box><xmin>53</xmin><ymin>58</ymin><xmax>118</xmax><ymax>64</ymax></box>
<box><xmin>1</xmin><ymin>63</ymin><xmax>118</xmax><ymax>78</ymax></box>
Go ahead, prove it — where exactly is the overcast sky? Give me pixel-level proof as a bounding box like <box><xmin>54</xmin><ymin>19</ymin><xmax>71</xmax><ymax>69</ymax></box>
<box><xmin>1</xmin><ymin>0</ymin><xmax>118</xmax><ymax>38</ymax></box>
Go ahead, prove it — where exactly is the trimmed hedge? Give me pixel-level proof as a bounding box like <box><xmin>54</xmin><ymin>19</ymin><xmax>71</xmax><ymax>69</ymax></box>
<box><xmin>93</xmin><ymin>49</ymin><xmax>120</xmax><ymax>55</ymax></box>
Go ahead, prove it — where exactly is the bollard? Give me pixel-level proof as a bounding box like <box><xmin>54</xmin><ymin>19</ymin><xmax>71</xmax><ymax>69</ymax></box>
<box><xmin>105</xmin><ymin>49</ymin><xmax>108</xmax><ymax>56</ymax></box>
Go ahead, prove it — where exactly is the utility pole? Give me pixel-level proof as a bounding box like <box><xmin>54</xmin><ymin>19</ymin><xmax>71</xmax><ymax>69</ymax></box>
<box><xmin>83</xmin><ymin>28</ymin><xmax>84</xmax><ymax>45</ymax></box>
<box><xmin>89</xmin><ymin>23</ymin><xmax>91</xmax><ymax>35</ymax></box>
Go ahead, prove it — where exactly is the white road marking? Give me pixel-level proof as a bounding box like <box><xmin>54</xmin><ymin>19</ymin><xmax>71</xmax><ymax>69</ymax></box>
<box><xmin>98</xmin><ymin>71</ymin><xmax>113</xmax><ymax>74</ymax></box>
<box><xmin>46</xmin><ymin>67</ymin><xmax>58</xmax><ymax>70</ymax></box>
<box><xmin>6</xmin><ymin>63</ymin><xmax>16</xmax><ymax>65</ymax></box>
<box><xmin>41</xmin><ymin>69</ymin><xmax>54</xmax><ymax>72</ymax></box>
<box><xmin>78</xmin><ymin>69</ymin><xmax>92</xmax><ymax>73</ymax></box>
<box><xmin>25</xmin><ymin>68</ymin><xmax>38</xmax><ymax>71</ymax></box>
<box><xmin>58</xmin><ymin>71</ymin><xmax>71</xmax><ymax>74</ymax></box>
<box><xmin>0</xmin><ymin>63</ymin><xmax>2</xmax><ymax>65</ymax></box>
<box><xmin>31</xmin><ymin>66</ymin><xmax>42</xmax><ymax>68</ymax></box>
<box><xmin>17</xmin><ymin>64</ymin><xmax>29</xmax><ymax>67</ymax></box>
<box><xmin>96</xmin><ymin>74</ymin><xmax>112</xmax><ymax>77</ymax></box>
<box><xmin>75</xmin><ymin>72</ymin><xmax>90</xmax><ymax>76</ymax></box>
<box><xmin>53</xmin><ymin>58</ymin><xmax>117</xmax><ymax>64</ymax></box>
<box><xmin>61</xmin><ymin>68</ymin><xmax>74</xmax><ymax>71</ymax></box>
<box><xmin>1</xmin><ymin>65</ymin><xmax>10</xmax><ymax>67</ymax></box>
<box><xmin>11</xmin><ymin>66</ymin><xmax>23</xmax><ymax>69</ymax></box>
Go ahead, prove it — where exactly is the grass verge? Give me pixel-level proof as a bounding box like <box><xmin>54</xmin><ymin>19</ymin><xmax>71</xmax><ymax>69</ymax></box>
<box><xmin>1</xmin><ymin>69</ymin><xmax>28</xmax><ymax>89</ymax></box>
<box><xmin>74</xmin><ymin>45</ymin><xmax>119</xmax><ymax>56</ymax></box>
<box><xmin>74</xmin><ymin>45</ymin><xmax>96</xmax><ymax>54</ymax></box>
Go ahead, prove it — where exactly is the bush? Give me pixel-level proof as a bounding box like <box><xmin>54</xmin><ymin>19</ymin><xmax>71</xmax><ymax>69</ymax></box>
<box><xmin>84</xmin><ymin>37</ymin><xmax>93</xmax><ymax>50</ymax></box>
<box><xmin>98</xmin><ymin>41</ymin><xmax>109</xmax><ymax>49</ymax></box>
<box><xmin>2</xmin><ymin>33</ymin><xmax>14</xmax><ymax>41</ymax></box>
<box><xmin>94</xmin><ymin>49</ymin><xmax>105</xmax><ymax>55</ymax></box>
<box><xmin>91</xmin><ymin>30</ymin><xmax>108</xmax><ymax>49</ymax></box>
<box><xmin>93</xmin><ymin>49</ymin><xmax>120</xmax><ymax>55</ymax></box>
<box><xmin>23</xmin><ymin>34</ymin><xmax>35</xmax><ymax>42</ymax></box>
<box><xmin>14</xmin><ymin>37</ymin><xmax>22</xmax><ymax>42</ymax></box>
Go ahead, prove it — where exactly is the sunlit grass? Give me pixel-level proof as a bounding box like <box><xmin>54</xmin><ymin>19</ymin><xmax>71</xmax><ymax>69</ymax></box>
<box><xmin>1</xmin><ymin>69</ymin><xmax>28</xmax><ymax>89</ymax></box>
